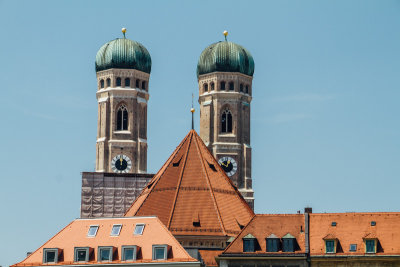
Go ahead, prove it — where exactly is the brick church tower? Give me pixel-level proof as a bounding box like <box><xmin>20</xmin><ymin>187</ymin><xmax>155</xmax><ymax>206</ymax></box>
<box><xmin>94</xmin><ymin>28</ymin><xmax>151</xmax><ymax>174</ymax></box>
<box><xmin>197</xmin><ymin>31</ymin><xmax>255</xmax><ymax>209</ymax></box>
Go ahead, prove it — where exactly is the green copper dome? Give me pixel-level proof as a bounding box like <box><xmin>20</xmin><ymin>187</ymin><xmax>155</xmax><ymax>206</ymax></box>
<box><xmin>95</xmin><ymin>38</ymin><xmax>151</xmax><ymax>73</ymax></box>
<box><xmin>197</xmin><ymin>41</ymin><xmax>254</xmax><ymax>78</ymax></box>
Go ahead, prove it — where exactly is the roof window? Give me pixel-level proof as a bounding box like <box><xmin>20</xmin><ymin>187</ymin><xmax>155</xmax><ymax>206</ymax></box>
<box><xmin>122</xmin><ymin>245</ymin><xmax>137</xmax><ymax>261</ymax></box>
<box><xmin>371</xmin><ymin>221</ymin><xmax>376</xmax><ymax>226</ymax></box>
<box><xmin>325</xmin><ymin>240</ymin><xmax>336</xmax><ymax>253</ymax></box>
<box><xmin>98</xmin><ymin>246</ymin><xmax>113</xmax><ymax>262</ymax></box>
<box><xmin>43</xmin><ymin>248</ymin><xmax>59</xmax><ymax>263</ymax></box>
<box><xmin>349</xmin><ymin>244</ymin><xmax>357</xmax><ymax>252</ymax></box>
<box><xmin>243</xmin><ymin>234</ymin><xmax>256</xmax><ymax>252</ymax></box>
<box><xmin>74</xmin><ymin>247</ymin><xmax>90</xmax><ymax>262</ymax></box>
<box><xmin>87</xmin><ymin>225</ymin><xmax>99</xmax><ymax>237</ymax></box>
<box><xmin>282</xmin><ymin>233</ymin><xmax>295</xmax><ymax>252</ymax></box>
<box><xmin>134</xmin><ymin>224</ymin><xmax>145</xmax><ymax>235</ymax></box>
<box><xmin>266</xmin><ymin>234</ymin><xmax>279</xmax><ymax>252</ymax></box>
<box><xmin>111</xmin><ymin>224</ymin><xmax>122</xmax><ymax>236</ymax></box>
<box><xmin>331</xmin><ymin>222</ymin><xmax>337</xmax><ymax>226</ymax></box>
<box><xmin>366</xmin><ymin>239</ymin><xmax>376</xmax><ymax>253</ymax></box>
<box><xmin>153</xmin><ymin>245</ymin><xmax>168</xmax><ymax>260</ymax></box>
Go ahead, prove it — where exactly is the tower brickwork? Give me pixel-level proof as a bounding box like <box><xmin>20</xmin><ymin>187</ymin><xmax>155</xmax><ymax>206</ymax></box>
<box><xmin>197</xmin><ymin>33</ymin><xmax>255</xmax><ymax>209</ymax></box>
<box><xmin>95</xmin><ymin>68</ymin><xmax>149</xmax><ymax>173</ymax></box>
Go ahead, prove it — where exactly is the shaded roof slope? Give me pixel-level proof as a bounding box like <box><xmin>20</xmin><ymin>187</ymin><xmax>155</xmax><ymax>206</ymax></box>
<box><xmin>223</xmin><ymin>214</ymin><xmax>306</xmax><ymax>254</ymax></box>
<box><xmin>125</xmin><ymin>130</ymin><xmax>254</xmax><ymax>236</ymax></box>
<box><xmin>12</xmin><ymin>217</ymin><xmax>198</xmax><ymax>266</ymax></box>
<box><xmin>310</xmin><ymin>212</ymin><xmax>400</xmax><ymax>256</ymax></box>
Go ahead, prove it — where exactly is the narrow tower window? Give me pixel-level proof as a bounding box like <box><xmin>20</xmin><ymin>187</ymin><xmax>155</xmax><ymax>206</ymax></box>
<box><xmin>116</xmin><ymin>77</ymin><xmax>121</xmax><ymax>87</ymax></box>
<box><xmin>136</xmin><ymin>79</ymin><xmax>140</xmax><ymax>88</ymax></box>
<box><xmin>229</xmin><ymin>82</ymin><xmax>234</xmax><ymax>91</ymax></box>
<box><xmin>142</xmin><ymin>81</ymin><xmax>146</xmax><ymax>90</ymax></box>
<box><xmin>125</xmin><ymin>78</ymin><xmax>130</xmax><ymax>87</ymax></box>
<box><xmin>100</xmin><ymin>79</ymin><xmax>104</xmax><ymax>89</ymax></box>
<box><xmin>210</xmin><ymin>82</ymin><xmax>215</xmax><ymax>91</ymax></box>
<box><xmin>240</xmin><ymin>84</ymin><xmax>243</xmax><ymax>92</ymax></box>
<box><xmin>106</xmin><ymin>78</ymin><xmax>111</xmax><ymax>88</ymax></box>
<box><xmin>116</xmin><ymin>104</ymin><xmax>128</xmax><ymax>131</ymax></box>
<box><xmin>245</xmin><ymin>85</ymin><xmax>249</xmax><ymax>94</ymax></box>
<box><xmin>203</xmin><ymin>83</ymin><xmax>208</xmax><ymax>92</ymax></box>
<box><xmin>220</xmin><ymin>81</ymin><xmax>226</xmax><ymax>90</ymax></box>
<box><xmin>221</xmin><ymin>109</ymin><xmax>232</xmax><ymax>133</ymax></box>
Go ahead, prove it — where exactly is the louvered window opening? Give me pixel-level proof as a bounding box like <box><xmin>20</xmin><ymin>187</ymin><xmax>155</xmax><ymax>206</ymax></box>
<box><xmin>221</xmin><ymin>109</ymin><xmax>232</xmax><ymax>133</ymax></box>
<box><xmin>117</xmin><ymin>105</ymin><xmax>128</xmax><ymax>131</ymax></box>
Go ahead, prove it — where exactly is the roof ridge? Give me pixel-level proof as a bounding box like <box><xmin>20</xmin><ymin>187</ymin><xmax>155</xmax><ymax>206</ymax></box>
<box><xmin>124</xmin><ymin>131</ymin><xmax>192</xmax><ymax>216</ymax></box>
<box><xmin>193</xmin><ymin>132</ymin><xmax>227</xmax><ymax>235</ymax></box>
<box><xmin>195</xmin><ymin>133</ymin><xmax>255</xmax><ymax>217</ymax></box>
<box><xmin>167</xmin><ymin>131</ymin><xmax>194</xmax><ymax>228</ymax></box>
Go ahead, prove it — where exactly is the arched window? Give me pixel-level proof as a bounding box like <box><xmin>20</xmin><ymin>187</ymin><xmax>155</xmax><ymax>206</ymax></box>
<box><xmin>116</xmin><ymin>77</ymin><xmax>121</xmax><ymax>87</ymax></box>
<box><xmin>204</xmin><ymin>83</ymin><xmax>208</xmax><ymax>92</ymax></box>
<box><xmin>245</xmin><ymin>85</ymin><xmax>249</xmax><ymax>94</ymax></box>
<box><xmin>210</xmin><ymin>82</ymin><xmax>215</xmax><ymax>91</ymax></box>
<box><xmin>136</xmin><ymin>79</ymin><xmax>140</xmax><ymax>88</ymax></box>
<box><xmin>100</xmin><ymin>79</ymin><xmax>104</xmax><ymax>88</ymax></box>
<box><xmin>125</xmin><ymin>78</ymin><xmax>130</xmax><ymax>87</ymax></box>
<box><xmin>220</xmin><ymin>81</ymin><xmax>226</xmax><ymax>90</ymax></box>
<box><xmin>221</xmin><ymin>109</ymin><xmax>232</xmax><ymax>133</ymax></box>
<box><xmin>142</xmin><ymin>81</ymin><xmax>146</xmax><ymax>90</ymax></box>
<box><xmin>240</xmin><ymin>84</ymin><xmax>243</xmax><ymax>92</ymax></box>
<box><xmin>116</xmin><ymin>104</ymin><xmax>128</xmax><ymax>131</ymax></box>
<box><xmin>229</xmin><ymin>82</ymin><xmax>234</xmax><ymax>91</ymax></box>
<box><xmin>106</xmin><ymin>78</ymin><xmax>111</xmax><ymax>87</ymax></box>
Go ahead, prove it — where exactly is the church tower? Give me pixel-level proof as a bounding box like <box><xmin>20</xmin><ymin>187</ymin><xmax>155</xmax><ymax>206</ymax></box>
<box><xmin>197</xmin><ymin>31</ymin><xmax>255</xmax><ymax>209</ymax></box>
<box><xmin>94</xmin><ymin>28</ymin><xmax>151</xmax><ymax>174</ymax></box>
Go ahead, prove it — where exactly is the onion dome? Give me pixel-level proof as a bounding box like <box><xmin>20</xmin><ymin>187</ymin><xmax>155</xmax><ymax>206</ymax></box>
<box><xmin>197</xmin><ymin>31</ymin><xmax>254</xmax><ymax>78</ymax></box>
<box><xmin>95</xmin><ymin>28</ymin><xmax>151</xmax><ymax>73</ymax></box>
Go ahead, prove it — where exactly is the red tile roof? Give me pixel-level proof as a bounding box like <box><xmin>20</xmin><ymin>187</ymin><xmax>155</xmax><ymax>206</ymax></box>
<box><xmin>125</xmin><ymin>130</ymin><xmax>254</xmax><ymax>236</ymax></box>
<box><xmin>223</xmin><ymin>214</ymin><xmax>306</xmax><ymax>254</ymax></box>
<box><xmin>199</xmin><ymin>250</ymin><xmax>223</xmax><ymax>267</ymax></box>
<box><xmin>310</xmin><ymin>212</ymin><xmax>400</xmax><ymax>256</ymax></box>
<box><xmin>12</xmin><ymin>217</ymin><xmax>198</xmax><ymax>266</ymax></box>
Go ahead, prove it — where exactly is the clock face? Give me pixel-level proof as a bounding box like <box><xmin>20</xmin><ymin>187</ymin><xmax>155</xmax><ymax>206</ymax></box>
<box><xmin>111</xmin><ymin>154</ymin><xmax>132</xmax><ymax>173</ymax></box>
<box><xmin>218</xmin><ymin>156</ymin><xmax>237</xmax><ymax>177</ymax></box>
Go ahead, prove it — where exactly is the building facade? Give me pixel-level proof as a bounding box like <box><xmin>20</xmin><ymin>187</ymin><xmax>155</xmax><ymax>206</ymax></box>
<box><xmin>197</xmin><ymin>33</ymin><xmax>255</xmax><ymax>209</ymax></box>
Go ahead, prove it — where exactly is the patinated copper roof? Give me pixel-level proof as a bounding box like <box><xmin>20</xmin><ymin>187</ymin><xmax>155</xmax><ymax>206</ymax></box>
<box><xmin>125</xmin><ymin>130</ymin><xmax>254</xmax><ymax>236</ymax></box>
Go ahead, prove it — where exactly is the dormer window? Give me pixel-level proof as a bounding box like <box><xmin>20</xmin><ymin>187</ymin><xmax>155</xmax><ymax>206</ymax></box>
<box><xmin>122</xmin><ymin>246</ymin><xmax>137</xmax><ymax>261</ymax></box>
<box><xmin>74</xmin><ymin>247</ymin><xmax>90</xmax><ymax>262</ymax></box>
<box><xmin>134</xmin><ymin>224</ymin><xmax>145</xmax><ymax>235</ymax></box>
<box><xmin>87</xmin><ymin>225</ymin><xmax>99</xmax><ymax>237</ymax></box>
<box><xmin>266</xmin><ymin>234</ymin><xmax>279</xmax><ymax>252</ymax></box>
<box><xmin>98</xmin><ymin>246</ymin><xmax>113</xmax><ymax>262</ymax></box>
<box><xmin>243</xmin><ymin>234</ymin><xmax>256</xmax><ymax>252</ymax></box>
<box><xmin>43</xmin><ymin>248</ymin><xmax>59</xmax><ymax>263</ymax></box>
<box><xmin>366</xmin><ymin>239</ymin><xmax>376</xmax><ymax>253</ymax></box>
<box><xmin>282</xmin><ymin>233</ymin><xmax>295</xmax><ymax>252</ymax></box>
<box><xmin>153</xmin><ymin>245</ymin><xmax>168</xmax><ymax>260</ymax></box>
<box><xmin>111</xmin><ymin>224</ymin><xmax>122</xmax><ymax>236</ymax></box>
<box><xmin>325</xmin><ymin>240</ymin><xmax>336</xmax><ymax>253</ymax></box>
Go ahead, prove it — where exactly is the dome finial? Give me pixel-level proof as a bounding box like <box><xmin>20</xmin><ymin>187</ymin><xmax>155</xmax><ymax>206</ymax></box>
<box><xmin>122</xmin><ymin>28</ymin><xmax>127</xmax><ymax>39</ymax></box>
<box><xmin>223</xmin><ymin>30</ymin><xmax>228</xmax><ymax>41</ymax></box>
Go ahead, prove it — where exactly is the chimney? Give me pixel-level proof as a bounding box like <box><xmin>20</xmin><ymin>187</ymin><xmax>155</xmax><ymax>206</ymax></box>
<box><xmin>304</xmin><ymin>207</ymin><xmax>312</xmax><ymax>213</ymax></box>
<box><xmin>304</xmin><ymin>207</ymin><xmax>312</xmax><ymax>255</ymax></box>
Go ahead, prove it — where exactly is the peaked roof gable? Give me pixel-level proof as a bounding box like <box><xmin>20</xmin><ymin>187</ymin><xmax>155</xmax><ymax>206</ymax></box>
<box><xmin>125</xmin><ymin>130</ymin><xmax>254</xmax><ymax>236</ymax></box>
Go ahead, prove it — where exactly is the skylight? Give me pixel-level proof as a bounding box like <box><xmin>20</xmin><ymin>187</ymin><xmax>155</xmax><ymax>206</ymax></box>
<box><xmin>111</xmin><ymin>224</ymin><xmax>122</xmax><ymax>236</ymax></box>
<box><xmin>134</xmin><ymin>224</ymin><xmax>145</xmax><ymax>235</ymax></box>
<box><xmin>87</xmin><ymin>225</ymin><xmax>99</xmax><ymax>237</ymax></box>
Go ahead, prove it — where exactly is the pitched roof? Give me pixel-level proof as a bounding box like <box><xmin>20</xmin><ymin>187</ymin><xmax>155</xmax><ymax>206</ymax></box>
<box><xmin>125</xmin><ymin>130</ymin><xmax>254</xmax><ymax>236</ymax></box>
<box><xmin>198</xmin><ymin>250</ymin><xmax>223</xmax><ymax>267</ymax></box>
<box><xmin>223</xmin><ymin>214</ymin><xmax>306</xmax><ymax>254</ymax></box>
<box><xmin>12</xmin><ymin>217</ymin><xmax>198</xmax><ymax>266</ymax></box>
<box><xmin>310</xmin><ymin>212</ymin><xmax>400</xmax><ymax>256</ymax></box>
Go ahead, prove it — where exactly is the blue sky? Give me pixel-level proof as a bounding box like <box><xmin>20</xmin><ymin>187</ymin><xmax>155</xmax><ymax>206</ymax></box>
<box><xmin>0</xmin><ymin>0</ymin><xmax>399</xmax><ymax>266</ymax></box>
